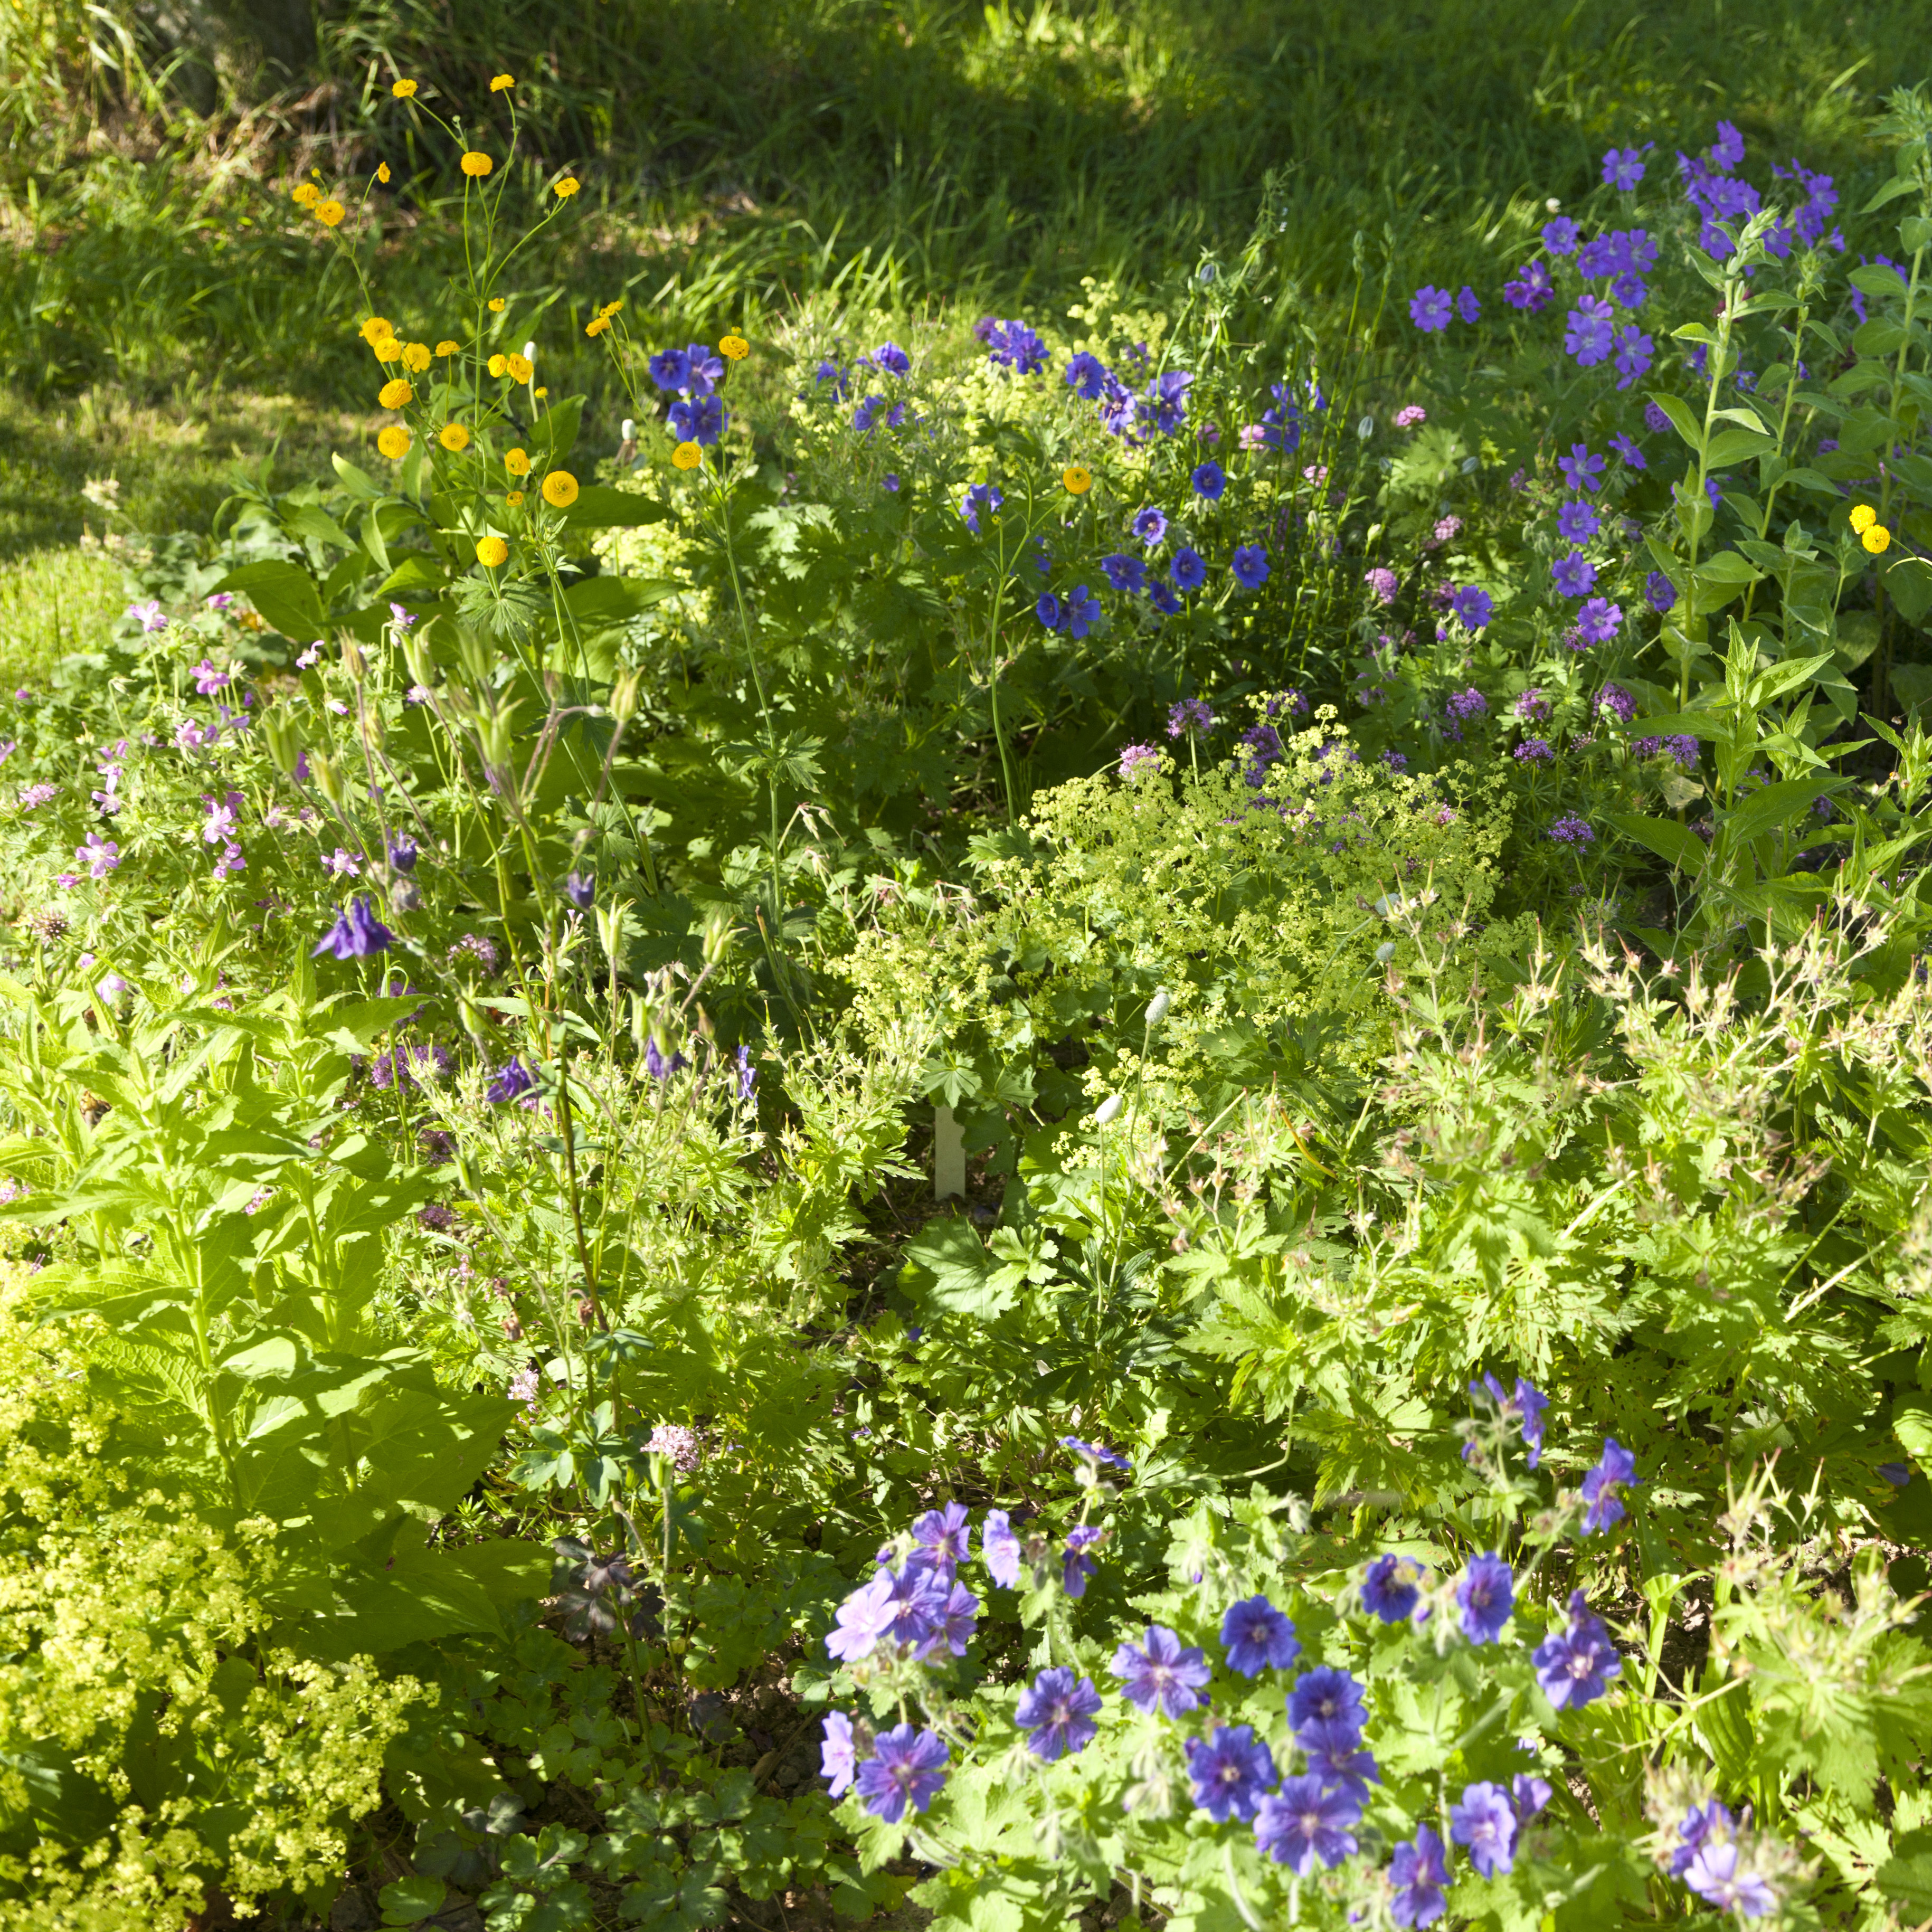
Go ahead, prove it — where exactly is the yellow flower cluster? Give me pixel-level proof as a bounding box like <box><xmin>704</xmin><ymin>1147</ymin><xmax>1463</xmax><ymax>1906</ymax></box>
<box><xmin>1851</xmin><ymin>504</ymin><xmax>1893</xmax><ymax>553</ymax></box>
<box><xmin>720</xmin><ymin>332</ymin><xmax>750</xmax><ymax>361</ymax></box>
<box><xmin>585</xmin><ymin>297</ymin><xmax>624</xmax><ymax>339</ymax></box>
<box><xmin>505</xmin><ymin>351</ymin><xmax>533</xmax><ymax>383</ymax></box>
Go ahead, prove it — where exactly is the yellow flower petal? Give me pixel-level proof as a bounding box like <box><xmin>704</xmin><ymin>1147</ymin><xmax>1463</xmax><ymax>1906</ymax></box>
<box><xmin>316</xmin><ymin>200</ymin><xmax>346</xmax><ymax>228</ymax></box>
<box><xmin>720</xmin><ymin>333</ymin><xmax>749</xmax><ymax>361</ymax></box>
<box><xmin>378</xmin><ymin>378</ymin><xmax>414</xmax><ymax>410</ymax></box>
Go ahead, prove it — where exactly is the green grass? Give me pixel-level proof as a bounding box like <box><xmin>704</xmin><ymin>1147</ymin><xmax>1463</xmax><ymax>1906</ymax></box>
<box><xmin>0</xmin><ymin>0</ymin><xmax>1926</xmax><ymax>574</ymax></box>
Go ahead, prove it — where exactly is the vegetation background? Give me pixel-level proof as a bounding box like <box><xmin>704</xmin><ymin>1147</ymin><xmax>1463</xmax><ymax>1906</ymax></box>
<box><xmin>0</xmin><ymin>0</ymin><xmax>1923</xmax><ymax>659</ymax></box>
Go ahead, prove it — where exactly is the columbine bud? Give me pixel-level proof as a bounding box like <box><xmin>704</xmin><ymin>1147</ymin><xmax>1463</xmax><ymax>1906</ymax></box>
<box><xmin>702</xmin><ymin>910</ymin><xmax>734</xmax><ymax>965</ymax></box>
<box><xmin>402</xmin><ymin>629</ymin><xmax>436</xmax><ymax>690</ymax></box>
<box><xmin>340</xmin><ymin>637</ymin><xmax>366</xmax><ymax>683</ymax></box>
<box><xmin>309</xmin><ymin>750</ymin><xmax>346</xmax><ymax>809</ymax></box>
<box><xmin>262</xmin><ymin>709</ymin><xmax>300</xmax><ymax>776</ymax></box>
<box><xmin>610</xmin><ymin>666</ymin><xmax>643</xmax><ymax>729</ymax></box>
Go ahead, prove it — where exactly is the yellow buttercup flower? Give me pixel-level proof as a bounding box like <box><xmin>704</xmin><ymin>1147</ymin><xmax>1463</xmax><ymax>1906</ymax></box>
<box><xmin>720</xmin><ymin>333</ymin><xmax>749</xmax><ymax>361</ymax></box>
<box><xmin>505</xmin><ymin>448</ymin><xmax>531</xmax><ymax>476</ymax></box>
<box><xmin>377</xmin><ymin>425</ymin><xmax>412</xmax><ymax>459</ymax></box>
<box><xmin>1863</xmin><ymin>524</ymin><xmax>1893</xmax><ymax>554</ymax></box>
<box><xmin>488</xmin><ymin>353</ymin><xmax>508</xmax><ymax>378</ymax></box>
<box><xmin>599</xmin><ymin>299</ymin><xmax>624</xmax><ymax>317</ymax></box>
<box><xmin>488</xmin><ymin>298</ymin><xmax>506</xmax><ymax>313</ymax></box>
<box><xmin>1850</xmin><ymin>504</ymin><xmax>1877</xmax><ymax>533</ymax></box>
<box><xmin>316</xmin><ymin>200</ymin><xmax>346</xmax><ymax>228</ymax></box>
<box><xmin>292</xmin><ymin>183</ymin><xmax>321</xmax><ymax>209</ymax></box>
<box><xmin>360</xmin><ymin>316</ymin><xmax>392</xmax><ymax>344</ymax></box>
<box><xmin>555</xmin><ymin>177</ymin><xmax>580</xmax><ymax>197</ymax></box>
<box><xmin>401</xmin><ymin>340</ymin><xmax>431</xmax><ymax>372</ymax></box>
<box><xmin>672</xmin><ymin>441</ymin><xmax>703</xmax><ymax>471</ymax></box>
<box><xmin>476</xmin><ymin>535</ymin><xmax>509</xmax><ymax>568</ymax></box>
<box><xmin>435</xmin><ymin>339</ymin><xmax>460</xmax><ymax>356</ymax></box>
<box><xmin>439</xmin><ymin>423</ymin><xmax>471</xmax><ymax>452</ymax></box>
<box><xmin>541</xmin><ymin>470</ymin><xmax>580</xmax><ymax>507</ymax></box>
<box><xmin>585</xmin><ymin>316</ymin><xmax>610</xmax><ymax>338</ymax></box>
<box><xmin>376</xmin><ymin>162</ymin><xmax>392</xmax><ymax>184</ymax></box>
<box><xmin>461</xmin><ymin>151</ymin><xmax>494</xmax><ymax>178</ymax></box>
<box><xmin>374</xmin><ymin>338</ymin><xmax>403</xmax><ymax>366</ymax></box>
<box><xmin>505</xmin><ymin>352</ymin><xmax>533</xmax><ymax>384</ymax></box>
<box><xmin>391</xmin><ymin>78</ymin><xmax>418</xmax><ymax>98</ymax></box>
<box><xmin>534</xmin><ymin>386</ymin><xmax>547</xmax><ymax>398</ymax></box>
<box><xmin>378</xmin><ymin>378</ymin><xmax>413</xmax><ymax>410</ymax></box>
<box><xmin>506</xmin><ymin>490</ymin><xmax>525</xmax><ymax>507</ymax></box>
<box><xmin>1063</xmin><ymin>464</ymin><xmax>1092</xmax><ymax>495</ymax></box>
<box><xmin>490</xmin><ymin>73</ymin><xmax>515</xmax><ymax>92</ymax></box>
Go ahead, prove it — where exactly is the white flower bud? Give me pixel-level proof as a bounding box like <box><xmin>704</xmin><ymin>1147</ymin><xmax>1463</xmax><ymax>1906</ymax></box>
<box><xmin>1145</xmin><ymin>989</ymin><xmax>1170</xmax><ymax>1027</ymax></box>
<box><xmin>1094</xmin><ymin>1094</ymin><xmax>1124</xmax><ymax>1126</ymax></box>
<box><xmin>522</xmin><ymin>340</ymin><xmax>537</xmax><ymax>362</ymax></box>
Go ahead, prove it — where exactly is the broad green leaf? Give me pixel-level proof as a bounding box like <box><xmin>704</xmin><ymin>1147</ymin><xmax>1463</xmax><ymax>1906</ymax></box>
<box><xmin>562</xmin><ymin>485</ymin><xmax>672</xmax><ymax>529</ymax></box>
<box><xmin>214</xmin><ymin>559</ymin><xmax>328</xmax><ymax>639</ymax></box>
<box><xmin>1703</xmin><ymin>428</ymin><xmax>1774</xmax><ymax>468</ymax></box>
<box><xmin>1723</xmin><ymin>775</ymin><xmax>1841</xmax><ymax>847</ymax></box>
<box><xmin>899</xmin><ymin>1216</ymin><xmax>1015</xmax><ymax>1320</ymax></box>
<box><xmin>561</xmin><ymin>575</ymin><xmax>679</xmax><ymax>625</ymax></box>
<box><xmin>1645</xmin><ymin>392</ymin><xmax>1703</xmax><ymax>453</ymax></box>
<box><xmin>1604</xmin><ymin>811</ymin><xmax>1708</xmax><ymax>874</ymax></box>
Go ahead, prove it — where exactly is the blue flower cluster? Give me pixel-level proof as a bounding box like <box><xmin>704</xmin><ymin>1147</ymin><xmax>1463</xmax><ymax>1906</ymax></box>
<box><xmin>647</xmin><ymin>340</ymin><xmax>728</xmax><ymax>444</ymax></box>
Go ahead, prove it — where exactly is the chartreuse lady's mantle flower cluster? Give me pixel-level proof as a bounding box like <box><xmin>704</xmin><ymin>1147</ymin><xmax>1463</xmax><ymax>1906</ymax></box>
<box><xmin>817</xmin><ymin>1403</ymin><xmax>1791</xmax><ymax>1924</ymax></box>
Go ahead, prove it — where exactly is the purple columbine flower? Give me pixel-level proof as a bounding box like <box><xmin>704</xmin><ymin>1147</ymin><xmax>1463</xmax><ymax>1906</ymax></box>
<box><xmin>1102</xmin><ymin>552</ymin><xmax>1148</xmax><ymax>594</ymax></box>
<box><xmin>821</xmin><ymin>1712</ymin><xmax>858</xmax><ymax>1796</ymax></box>
<box><xmin>1253</xmin><ymin>1776</ymin><xmax>1361</xmax><ymax>1874</ymax></box>
<box><xmin>563</xmin><ymin>870</ymin><xmax>594</xmax><ymax>908</ymax></box>
<box><xmin>1231</xmin><ymin>544</ymin><xmax>1270</xmax><ymax>590</ymax></box>
<box><xmin>982</xmin><ymin>1509</ymin><xmax>1022</xmax><ymax>1587</ymax></box>
<box><xmin>485</xmin><ymin>1057</ymin><xmax>535</xmax><ymax>1105</ymax></box>
<box><xmin>1552</xmin><ymin>552</ymin><xmax>1597</xmax><ymax>598</ymax></box>
<box><xmin>1063</xmin><ymin>1524</ymin><xmax>1103</xmax><ymax>1597</ymax></box>
<box><xmin>1171</xmin><ymin>547</ymin><xmax>1207</xmax><ymax>593</ymax></box>
<box><xmin>312</xmin><ymin>895</ymin><xmax>394</xmax><ymax>959</ymax></box>
<box><xmin>1448</xmin><ymin>1782</ymin><xmax>1517</xmax><ymax>1878</ymax></box>
<box><xmin>1361</xmin><ymin>1554</ymin><xmax>1426</xmax><ymax>1623</ymax></box>
<box><xmin>387</xmin><ymin>836</ymin><xmax>418</xmax><ymax>873</ymax></box>
<box><xmin>1184</xmin><ymin>1724</ymin><xmax>1277</xmax><ymax>1822</ymax></box>
<box><xmin>1450</xmin><ymin>585</ymin><xmax>1493</xmax><ymax>631</ymax></box>
<box><xmin>1015</xmin><ymin>1665</ymin><xmax>1102</xmax><ymax>1760</ymax></box>
<box><xmin>854</xmin><ymin>1723</ymin><xmax>949</xmax><ymax>1822</ymax></box>
<box><xmin>1111</xmin><ymin>1625</ymin><xmax>1211</xmax><ymax>1718</ymax></box>
<box><xmin>1220</xmin><ymin>1594</ymin><xmax>1300</xmax><ymax>1677</ymax></box>
<box><xmin>1533</xmin><ymin>1588</ymin><xmax>1624</xmax><ymax>1709</ymax></box>
<box><xmin>1557</xmin><ymin>499</ymin><xmax>1602</xmax><ymax>543</ymax></box>
<box><xmin>1456</xmin><ymin>1552</ymin><xmax>1514</xmax><ymax>1644</ymax></box>
<box><xmin>1581</xmin><ymin>1437</ymin><xmax>1637</xmax><ymax>1532</ymax></box>
<box><xmin>1388</xmin><ymin>1824</ymin><xmax>1451</xmax><ymax>1928</ymax></box>
<box><xmin>1289</xmin><ymin>1665</ymin><xmax>1365</xmax><ymax>1734</ymax></box>
<box><xmin>1408</xmin><ymin>285</ymin><xmax>1454</xmax><ymax>332</ymax></box>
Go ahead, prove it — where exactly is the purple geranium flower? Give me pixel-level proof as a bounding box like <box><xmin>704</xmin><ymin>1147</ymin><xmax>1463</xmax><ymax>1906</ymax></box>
<box><xmin>821</xmin><ymin>1712</ymin><xmax>858</xmax><ymax>1796</ymax></box>
<box><xmin>911</xmin><ymin>1503</ymin><xmax>972</xmax><ymax>1576</ymax></box>
<box><xmin>1232</xmin><ymin>544</ymin><xmax>1270</xmax><ymax>589</ymax></box>
<box><xmin>1456</xmin><ymin>285</ymin><xmax>1481</xmax><ymax>323</ymax></box>
<box><xmin>1185</xmin><ymin>1724</ymin><xmax>1276</xmax><ymax>1822</ymax></box>
<box><xmin>1603</xmin><ymin>146</ymin><xmax>1649</xmax><ymax>190</ymax></box>
<box><xmin>1609</xmin><ymin>432</ymin><xmax>1646</xmax><ymax>469</ymax></box>
<box><xmin>1220</xmin><ymin>1595</ymin><xmax>1300</xmax><ymax>1677</ymax></box>
<box><xmin>1253</xmin><ymin>1776</ymin><xmax>1360</xmax><ymax>1874</ymax></box>
<box><xmin>1552</xmin><ymin>552</ymin><xmax>1597</xmax><ymax>598</ymax></box>
<box><xmin>1171</xmin><ymin>547</ymin><xmax>1207</xmax><ymax>593</ymax></box>
<box><xmin>1015</xmin><ymin>1666</ymin><xmax>1102</xmax><ymax>1760</ymax></box>
<box><xmin>1581</xmin><ymin>1437</ymin><xmax>1637</xmax><ymax>1532</ymax></box>
<box><xmin>1297</xmin><ymin>1718</ymin><xmax>1380</xmax><ymax>1801</ymax></box>
<box><xmin>1504</xmin><ymin>261</ymin><xmax>1555</xmax><ymax>311</ymax></box>
<box><xmin>1557</xmin><ymin>499</ymin><xmax>1601</xmax><ymax>543</ymax></box>
<box><xmin>1558</xmin><ymin>443</ymin><xmax>1607</xmax><ymax>493</ymax></box>
<box><xmin>1132</xmin><ymin>506</ymin><xmax>1168</xmax><ymax>546</ymax></box>
<box><xmin>855</xmin><ymin>1723</ymin><xmax>949</xmax><ymax>1822</ymax></box>
<box><xmin>485</xmin><ymin>1058</ymin><xmax>535</xmax><ymax>1105</ymax></box>
<box><xmin>1111</xmin><ymin>1625</ymin><xmax>1211</xmax><ymax>1718</ymax></box>
<box><xmin>1289</xmin><ymin>1665</ymin><xmax>1365</xmax><ymax>1734</ymax></box>
<box><xmin>1388</xmin><ymin>1824</ymin><xmax>1451</xmax><ymax>1928</ymax></box>
<box><xmin>959</xmin><ymin>483</ymin><xmax>1003</xmax><ymax>533</ymax></box>
<box><xmin>1646</xmin><ymin>571</ymin><xmax>1679</xmax><ymax>613</ymax></box>
<box><xmin>1063</xmin><ymin>1524</ymin><xmax>1103</xmax><ymax>1597</ymax></box>
<box><xmin>1683</xmin><ymin>1843</ymin><xmax>1778</xmax><ymax>1917</ymax></box>
<box><xmin>1564</xmin><ymin>298</ymin><xmax>1616</xmax><ymax>366</ymax></box>
<box><xmin>1409</xmin><ymin>286</ymin><xmax>1454</xmax><ymax>332</ymax></box>
<box><xmin>1575</xmin><ymin>596</ymin><xmax>1623</xmax><ymax>645</ymax></box>
<box><xmin>1101</xmin><ymin>552</ymin><xmax>1148</xmax><ymax>594</ymax></box>
<box><xmin>1448</xmin><ymin>1782</ymin><xmax>1517</xmax><ymax>1878</ymax></box>
<box><xmin>1450</xmin><ymin>584</ymin><xmax>1493</xmax><ymax>631</ymax></box>
<box><xmin>982</xmin><ymin>1509</ymin><xmax>1021</xmax><ymax>1587</ymax></box>
<box><xmin>1532</xmin><ymin>1588</ymin><xmax>1624</xmax><ymax>1709</ymax></box>
<box><xmin>1542</xmin><ymin>216</ymin><xmax>1579</xmax><ymax>254</ymax></box>
<box><xmin>1456</xmin><ymin>1552</ymin><xmax>1514</xmax><ymax>1644</ymax></box>
<box><xmin>1361</xmin><ymin>1554</ymin><xmax>1426</xmax><ymax>1623</ymax></box>
<box><xmin>1192</xmin><ymin>461</ymin><xmax>1226</xmax><ymax>499</ymax></box>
